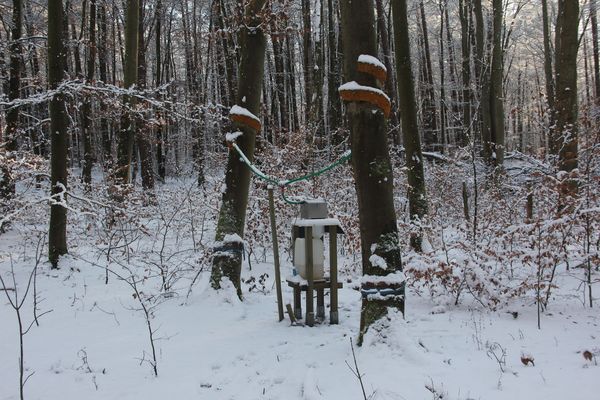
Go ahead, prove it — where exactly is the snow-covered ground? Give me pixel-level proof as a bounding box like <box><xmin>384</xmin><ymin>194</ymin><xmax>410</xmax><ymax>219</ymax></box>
<box><xmin>1</xmin><ymin>246</ymin><xmax>598</xmax><ymax>399</ymax></box>
<box><xmin>1</xmin><ymin>171</ymin><xmax>599</xmax><ymax>400</ymax></box>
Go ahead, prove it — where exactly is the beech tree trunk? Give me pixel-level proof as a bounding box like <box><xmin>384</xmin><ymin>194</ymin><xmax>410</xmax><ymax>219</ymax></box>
<box><xmin>418</xmin><ymin>0</ymin><xmax>439</xmax><ymax>151</ymax></box>
<box><xmin>81</xmin><ymin>0</ymin><xmax>97</xmax><ymax>186</ymax></box>
<box><xmin>591</xmin><ymin>0</ymin><xmax>600</xmax><ymax>100</ymax></box>
<box><xmin>542</xmin><ymin>0</ymin><xmax>556</xmax><ymax>151</ymax></box>
<box><xmin>136</xmin><ymin>0</ymin><xmax>155</xmax><ymax>190</ymax></box>
<box><xmin>302</xmin><ymin>0</ymin><xmax>314</xmax><ymax>124</ymax></box>
<box><xmin>115</xmin><ymin>0</ymin><xmax>139</xmax><ymax>186</ymax></box>
<box><xmin>211</xmin><ymin>0</ymin><xmax>268</xmax><ymax>299</ymax></box>
<box><xmin>554</xmin><ymin>0</ymin><xmax>579</xmax><ymax>177</ymax></box>
<box><xmin>5</xmin><ymin>0</ymin><xmax>22</xmax><ymax>152</ymax></box>
<box><xmin>459</xmin><ymin>0</ymin><xmax>471</xmax><ymax>147</ymax></box>
<box><xmin>489</xmin><ymin>0</ymin><xmax>505</xmax><ymax>165</ymax></box>
<box><xmin>474</xmin><ymin>0</ymin><xmax>491</xmax><ymax>156</ymax></box>
<box><xmin>48</xmin><ymin>0</ymin><xmax>69</xmax><ymax>267</ymax></box>
<box><xmin>392</xmin><ymin>0</ymin><xmax>428</xmax><ymax>251</ymax></box>
<box><xmin>339</xmin><ymin>0</ymin><xmax>404</xmax><ymax>345</ymax></box>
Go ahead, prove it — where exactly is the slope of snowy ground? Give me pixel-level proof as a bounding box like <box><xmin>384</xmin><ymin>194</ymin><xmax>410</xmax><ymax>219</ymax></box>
<box><xmin>1</xmin><ymin>173</ymin><xmax>598</xmax><ymax>400</ymax></box>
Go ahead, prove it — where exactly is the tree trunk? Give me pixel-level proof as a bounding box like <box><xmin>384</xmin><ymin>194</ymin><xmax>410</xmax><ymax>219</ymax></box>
<box><xmin>48</xmin><ymin>0</ymin><xmax>69</xmax><ymax>267</ymax></box>
<box><xmin>81</xmin><ymin>0</ymin><xmax>97</xmax><ymax>186</ymax></box>
<box><xmin>328</xmin><ymin>0</ymin><xmax>342</xmax><ymax>135</ymax></box>
<box><xmin>591</xmin><ymin>0</ymin><xmax>600</xmax><ymax>100</ymax></box>
<box><xmin>211</xmin><ymin>0</ymin><xmax>268</xmax><ymax>299</ymax></box>
<box><xmin>458</xmin><ymin>0</ymin><xmax>471</xmax><ymax>148</ymax></box>
<box><xmin>542</xmin><ymin>0</ymin><xmax>556</xmax><ymax>152</ymax></box>
<box><xmin>418</xmin><ymin>0</ymin><xmax>439</xmax><ymax>151</ymax></box>
<box><xmin>339</xmin><ymin>0</ymin><xmax>404</xmax><ymax>345</ymax></box>
<box><xmin>115</xmin><ymin>0</ymin><xmax>139</xmax><ymax>186</ymax></box>
<box><xmin>376</xmin><ymin>0</ymin><xmax>400</xmax><ymax>145</ymax></box>
<box><xmin>473</xmin><ymin>0</ymin><xmax>491</xmax><ymax>156</ymax></box>
<box><xmin>302</xmin><ymin>0</ymin><xmax>314</xmax><ymax>124</ymax></box>
<box><xmin>554</xmin><ymin>0</ymin><xmax>579</xmax><ymax>177</ymax></box>
<box><xmin>136</xmin><ymin>0</ymin><xmax>155</xmax><ymax>190</ymax></box>
<box><xmin>98</xmin><ymin>1</ymin><xmax>112</xmax><ymax>167</ymax></box>
<box><xmin>155</xmin><ymin>0</ymin><xmax>166</xmax><ymax>181</ymax></box>
<box><xmin>5</xmin><ymin>0</ymin><xmax>23</xmax><ymax>152</ymax></box>
<box><xmin>392</xmin><ymin>0</ymin><xmax>428</xmax><ymax>251</ymax></box>
<box><xmin>489</xmin><ymin>0</ymin><xmax>505</xmax><ymax>165</ymax></box>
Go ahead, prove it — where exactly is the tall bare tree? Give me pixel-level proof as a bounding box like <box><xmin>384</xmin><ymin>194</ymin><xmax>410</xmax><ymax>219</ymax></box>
<box><xmin>489</xmin><ymin>0</ymin><xmax>505</xmax><ymax>165</ymax></box>
<box><xmin>392</xmin><ymin>0</ymin><xmax>428</xmax><ymax>251</ymax></box>
<box><xmin>211</xmin><ymin>0</ymin><xmax>269</xmax><ymax>298</ymax></box>
<box><xmin>5</xmin><ymin>0</ymin><xmax>23</xmax><ymax>152</ymax></box>
<box><xmin>115</xmin><ymin>0</ymin><xmax>139</xmax><ymax>186</ymax></box>
<box><xmin>81</xmin><ymin>0</ymin><xmax>97</xmax><ymax>186</ymax></box>
<box><xmin>48</xmin><ymin>0</ymin><xmax>69</xmax><ymax>267</ymax></box>
<box><xmin>554</xmin><ymin>0</ymin><xmax>579</xmax><ymax>178</ymax></box>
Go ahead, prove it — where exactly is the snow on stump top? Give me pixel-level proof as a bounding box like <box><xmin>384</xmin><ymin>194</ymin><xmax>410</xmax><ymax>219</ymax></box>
<box><xmin>357</xmin><ymin>54</ymin><xmax>387</xmax><ymax>82</ymax></box>
<box><xmin>339</xmin><ymin>81</ymin><xmax>391</xmax><ymax>117</ymax></box>
<box><xmin>229</xmin><ymin>105</ymin><xmax>261</xmax><ymax>132</ymax></box>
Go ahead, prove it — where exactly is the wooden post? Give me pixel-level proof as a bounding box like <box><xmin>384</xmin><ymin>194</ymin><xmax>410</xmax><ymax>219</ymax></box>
<box><xmin>462</xmin><ymin>181</ymin><xmax>470</xmax><ymax>222</ymax></box>
<box><xmin>329</xmin><ymin>225</ymin><xmax>339</xmax><ymax>324</ymax></box>
<box><xmin>285</xmin><ymin>303</ymin><xmax>297</xmax><ymax>324</ymax></box>
<box><xmin>305</xmin><ymin>226</ymin><xmax>315</xmax><ymax>326</ymax></box>
<box><xmin>316</xmin><ymin>288</ymin><xmax>325</xmax><ymax>319</ymax></box>
<box><xmin>294</xmin><ymin>286</ymin><xmax>302</xmax><ymax>319</ymax></box>
<box><xmin>526</xmin><ymin>190</ymin><xmax>534</xmax><ymax>222</ymax></box>
<box><xmin>268</xmin><ymin>187</ymin><xmax>285</xmax><ymax>321</ymax></box>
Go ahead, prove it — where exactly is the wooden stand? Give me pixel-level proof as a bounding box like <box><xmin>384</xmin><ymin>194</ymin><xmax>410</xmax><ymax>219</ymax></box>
<box><xmin>287</xmin><ymin>222</ymin><xmax>343</xmax><ymax>326</ymax></box>
<box><xmin>286</xmin><ymin>278</ymin><xmax>343</xmax><ymax>325</ymax></box>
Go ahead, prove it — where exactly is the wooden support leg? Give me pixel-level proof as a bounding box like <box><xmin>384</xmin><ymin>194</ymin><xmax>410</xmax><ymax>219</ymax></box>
<box><xmin>293</xmin><ymin>287</ymin><xmax>302</xmax><ymax>320</ymax></box>
<box><xmin>317</xmin><ymin>288</ymin><xmax>325</xmax><ymax>319</ymax></box>
<box><xmin>329</xmin><ymin>226</ymin><xmax>339</xmax><ymax>324</ymax></box>
<box><xmin>305</xmin><ymin>227</ymin><xmax>315</xmax><ymax>327</ymax></box>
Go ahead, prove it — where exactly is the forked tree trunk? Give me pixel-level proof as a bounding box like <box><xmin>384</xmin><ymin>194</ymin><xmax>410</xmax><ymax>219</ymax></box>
<box><xmin>339</xmin><ymin>0</ymin><xmax>404</xmax><ymax>345</ymax></box>
<box><xmin>48</xmin><ymin>0</ymin><xmax>69</xmax><ymax>267</ymax></box>
<box><xmin>211</xmin><ymin>0</ymin><xmax>268</xmax><ymax>299</ymax></box>
<box><xmin>392</xmin><ymin>0</ymin><xmax>428</xmax><ymax>251</ymax></box>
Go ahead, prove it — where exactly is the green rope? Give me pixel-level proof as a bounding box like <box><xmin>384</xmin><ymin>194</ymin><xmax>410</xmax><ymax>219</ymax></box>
<box><xmin>230</xmin><ymin>142</ymin><xmax>351</xmax><ymax>204</ymax></box>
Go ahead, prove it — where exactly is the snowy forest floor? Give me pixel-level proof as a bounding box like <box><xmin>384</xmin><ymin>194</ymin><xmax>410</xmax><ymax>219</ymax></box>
<box><xmin>1</xmin><ymin>154</ymin><xmax>599</xmax><ymax>400</ymax></box>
